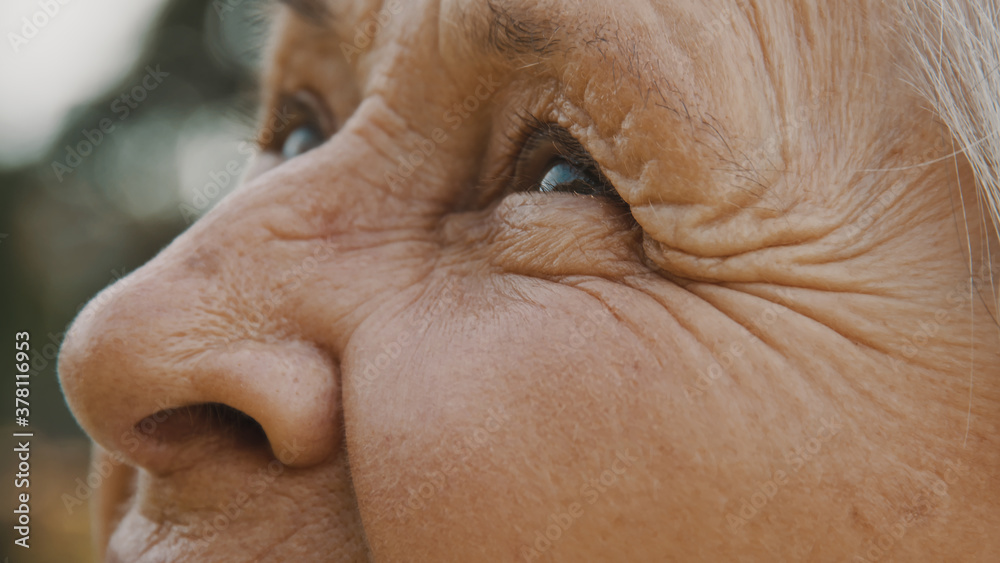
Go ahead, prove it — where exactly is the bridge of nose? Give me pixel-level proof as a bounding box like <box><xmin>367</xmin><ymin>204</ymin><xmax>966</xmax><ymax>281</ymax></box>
<box><xmin>56</xmin><ymin>111</ymin><xmax>445</xmax><ymax>474</ymax></box>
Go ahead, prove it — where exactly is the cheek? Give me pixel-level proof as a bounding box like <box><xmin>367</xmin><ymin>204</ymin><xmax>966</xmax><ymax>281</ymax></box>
<box><xmin>342</xmin><ymin>275</ymin><xmax>708</xmax><ymax>560</ymax></box>
<box><xmin>339</xmin><ymin>270</ymin><xmax>866</xmax><ymax>560</ymax></box>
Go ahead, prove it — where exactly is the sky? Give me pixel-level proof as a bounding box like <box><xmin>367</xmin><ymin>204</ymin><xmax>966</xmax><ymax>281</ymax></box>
<box><xmin>0</xmin><ymin>0</ymin><xmax>170</xmax><ymax>167</ymax></box>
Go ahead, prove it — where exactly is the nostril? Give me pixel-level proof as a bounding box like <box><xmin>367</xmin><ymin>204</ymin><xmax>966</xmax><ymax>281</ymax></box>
<box><xmin>130</xmin><ymin>403</ymin><xmax>270</xmax><ymax>472</ymax></box>
<box><xmin>202</xmin><ymin>403</ymin><xmax>268</xmax><ymax>447</ymax></box>
<box><xmin>140</xmin><ymin>403</ymin><xmax>267</xmax><ymax>445</ymax></box>
<box><xmin>61</xmin><ymin>323</ymin><xmax>341</xmax><ymax>471</ymax></box>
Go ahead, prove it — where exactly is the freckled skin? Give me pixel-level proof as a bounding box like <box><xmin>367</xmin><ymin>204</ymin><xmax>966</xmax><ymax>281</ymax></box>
<box><xmin>58</xmin><ymin>1</ymin><xmax>1000</xmax><ymax>562</ymax></box>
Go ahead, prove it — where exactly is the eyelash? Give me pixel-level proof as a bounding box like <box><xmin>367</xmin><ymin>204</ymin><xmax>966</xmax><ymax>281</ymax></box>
<box><xmin>257</xmin><ymin>94</ymin><xmax>619</xmax><ymax>205</ymax></box>
<box><xmin>505</xmin><ymin>112</ymin><xmax>618</xmax><ymax>196</ymax></box>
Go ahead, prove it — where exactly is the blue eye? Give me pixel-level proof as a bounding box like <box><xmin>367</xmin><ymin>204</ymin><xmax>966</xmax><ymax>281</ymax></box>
<box><xmin>511</xmin><ymin>120</ymin><xmax>619</xmax><ymax>199</ymax></box>
<box><xmin>281</xmin><ymin>124</ymin><xmax>325</xmax><ymax>159</ymax></box>
<box><xmin>537</xmin><ymin>160</ymin><xmax>605</xmax><ymax>196</ymax></box>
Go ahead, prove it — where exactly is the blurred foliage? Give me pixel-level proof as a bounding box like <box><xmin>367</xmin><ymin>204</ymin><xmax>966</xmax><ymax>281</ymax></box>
<box><xmin>1</xmin><ymin>0</ymin><xmax>268</xmax><ymax>559</ymax></box>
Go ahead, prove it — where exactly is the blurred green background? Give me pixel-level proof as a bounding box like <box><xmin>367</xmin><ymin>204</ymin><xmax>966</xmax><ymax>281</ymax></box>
<box><xmin>1</xmin><ymin>0</ymin><xmax>269</xmax><ymax>560</ymax></box>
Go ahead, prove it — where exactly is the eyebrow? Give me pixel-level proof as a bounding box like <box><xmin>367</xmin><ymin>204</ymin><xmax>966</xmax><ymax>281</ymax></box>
<box><xmin>480</xmin><ymin>0</ymin><xmax>562</xmax><ymax>58</ymax></box>
<box><xmin>277</xmin><ymin>0</ymin><xmax>330</xmax><ymax>25</ymax></box>
<box><xmin>277</xmin><ymin>0</ymin><xmax>563</xmax><ymax>59</ymax></box>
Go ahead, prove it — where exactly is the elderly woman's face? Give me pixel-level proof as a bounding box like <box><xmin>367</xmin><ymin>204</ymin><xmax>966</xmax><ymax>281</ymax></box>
<box><xmin>58</xmin><ymin>0</ymin><xmax>1000</xmax><ymax>561</ymax></box>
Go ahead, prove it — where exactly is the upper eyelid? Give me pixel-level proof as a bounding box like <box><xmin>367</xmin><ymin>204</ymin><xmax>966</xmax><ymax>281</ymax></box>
<box><xmin>511</xmin><ymin>115</ymin><xmax>607</xmax><ymax>179</ymax></box>
<box><xmin>258</xmin><ymin>90</ymin><xmax>335</xmax><ymax>151</ymax></box>
<box><xmin>514</xmin><ymin>115</ymin><xmax>590</xmax><ymax>161</ymax></box>
<box><xmin>541</xmin><ymin>129</ymin><xmax>596</xmax><ymax>168</ymax></box>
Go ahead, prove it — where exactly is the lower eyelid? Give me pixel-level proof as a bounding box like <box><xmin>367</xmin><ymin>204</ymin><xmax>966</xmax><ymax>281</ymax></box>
<box><xmin>487</xmin><ymin>192</ymin><xmax>646</xmax><ymax>277</ymax></box>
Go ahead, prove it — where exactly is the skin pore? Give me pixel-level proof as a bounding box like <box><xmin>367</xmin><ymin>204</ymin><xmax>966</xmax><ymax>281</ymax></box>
<box><xmin>57</xmin><ymin>0</ymin><xmax>999</xmax><ymax>561</ymax></box>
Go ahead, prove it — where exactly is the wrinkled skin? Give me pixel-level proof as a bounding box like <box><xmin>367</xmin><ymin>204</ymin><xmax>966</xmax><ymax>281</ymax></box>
<box><xmin>57</xmin><ymin>0</ymin><xmax>1000</xmax><ymax>561</ymax></box>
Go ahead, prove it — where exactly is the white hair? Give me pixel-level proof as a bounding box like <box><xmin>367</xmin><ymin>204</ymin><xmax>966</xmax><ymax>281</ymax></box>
<box><xmin>902</xmin><ymin>0</ymin><xmax>1000</xmax><ymax>314</ymax></box>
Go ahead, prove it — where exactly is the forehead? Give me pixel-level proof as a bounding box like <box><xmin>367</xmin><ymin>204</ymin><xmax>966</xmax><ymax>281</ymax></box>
<box><xmin>274</xmin><ymin>0</ymin><xmax>725</xmax><ymax>67</ymax></box>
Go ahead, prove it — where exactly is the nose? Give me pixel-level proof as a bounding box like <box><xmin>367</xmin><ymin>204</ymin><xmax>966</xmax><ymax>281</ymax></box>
<box><xmin>58</xmin><ymin>96</ymin><xmax>439</xmax><ymax>478</ymax></box>
<box><xmin>57</xmin><ymin>155</ymin><xmax>362</xmax><ymax>474</ymax></box>
<box><xmin>58</xmin><ymin>278</ymin><xmax>341</xmax><ymax>471</ymax></box>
